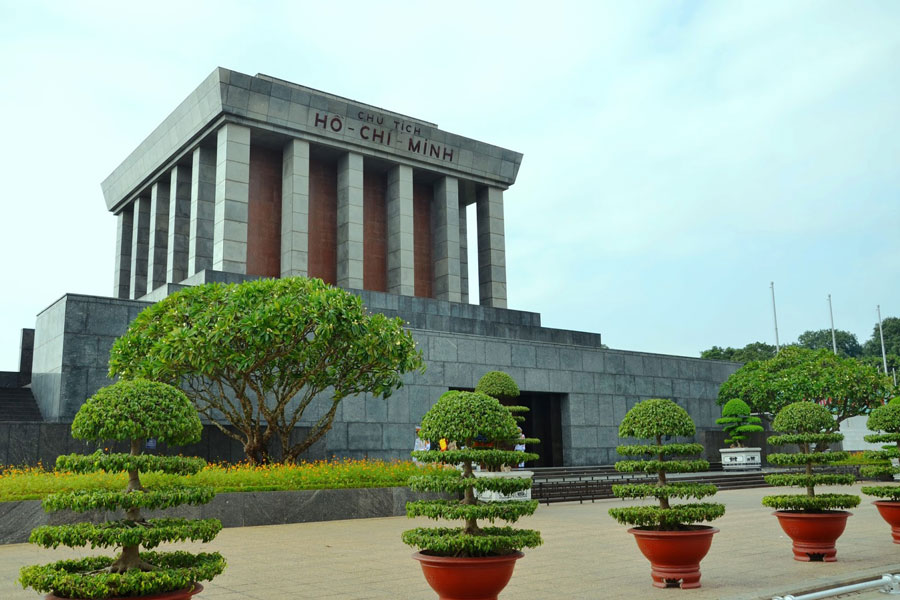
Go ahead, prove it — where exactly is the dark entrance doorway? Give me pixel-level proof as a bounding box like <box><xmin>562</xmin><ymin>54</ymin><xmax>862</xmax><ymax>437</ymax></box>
<box><xmin>499</xmin><ymin>392</ymin><xmax>564</xmax><ymax>468</ymax></box>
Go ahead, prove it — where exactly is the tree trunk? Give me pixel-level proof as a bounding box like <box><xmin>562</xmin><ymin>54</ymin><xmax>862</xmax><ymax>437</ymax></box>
<box><xmin>110</xmin><ymin>439</ymin><xmax>156</xmax><ymax>573</ymax></box>
<box><xmin>462</xmin><ymin>461</ymin><xmax>480</xmax><ymax>536</ymax></box>
<box><xmin>657</xmin><ymin>435</ymin><xmax>670</xmax><ymax>510</ymax></box>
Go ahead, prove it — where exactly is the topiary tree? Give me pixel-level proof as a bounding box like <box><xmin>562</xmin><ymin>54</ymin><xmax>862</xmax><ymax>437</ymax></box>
<box><xmin>609</xmin><ymin>398</ymin><xmax>725</xmax><ymax>529</ymax></box>
<box><xmin>402</xmin><ymin>390</ymin><xmax>541</xmax><ymax>556</ymax></box>
<box><xmin>762</xmin><ymin>402</ymin><xmax>859</xmax><ymax>511</ymax></box>
<box><xmin>861</xmin><ymin>400</ymin><xmax>900</xmax><ymax>499</ymax></box>
<box><xmin>19</xmin><ymin>379</ymin><xmax>225</xmax><ymax>599</ymax></box>
<box><xmin>717</xmin><ymin>347</ymin><xmax>894</xmax><ymax>426</ymax></box>
<box><xmin>475</xmin><ymin>371</ymin><xmax>538</xmax><ymax>469</ymax></box>
<box><xmin>716</xmin><ymin>398</ymin><xmax>764</xmax><ymax>447</ymax></box>
<box><xmin>109</xmin><ymin>277</ymin><xmax>424</xmax><ymax>464</ymax></box>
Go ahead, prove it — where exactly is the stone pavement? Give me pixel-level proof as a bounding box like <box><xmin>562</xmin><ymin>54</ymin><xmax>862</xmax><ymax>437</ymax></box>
<box><xmin>1</xmin><ymin>483</ymin><xmax>899</xmax><ymax>600</ymax></box>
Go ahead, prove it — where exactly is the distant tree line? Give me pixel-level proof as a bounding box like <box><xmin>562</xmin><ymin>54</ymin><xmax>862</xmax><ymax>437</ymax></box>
<box><xmin>701</xmin><ymin>317</ymin><xmax>900</xmax><ymax>373</ymax></box>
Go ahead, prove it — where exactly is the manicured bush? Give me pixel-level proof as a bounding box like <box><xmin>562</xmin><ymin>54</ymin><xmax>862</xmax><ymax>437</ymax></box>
<box><xmin>762</xmin><ymin>402</ymin><xmax>860</xmax><ymax>511</ymax></box>
<box><xmin>475</xmin><ymin>371</ymin><xmax>520</xmax><ymax>402</ymax></box>
<box><xmin>608</xmin><ymin>398</ymin><xmax>725</xmax><ymax>530</ymax></box>
<box><xmin>716</xmin><ymin>398</ymin><xmax>763</xmax><ymax>447</ymax></box>
<box><xmin>401</xmin><ymin>390</ymin><xmax>541</xmax><ymax>556</ymax></box>
<box><xmin>861</xmin><ymin>401</ymin><xmax>900</xmax><ymax>500</ymax></box>
<box><xmin>19</xmin><ymin>379</ymin><xmax>225</xmax><ymax>598</ymax></box>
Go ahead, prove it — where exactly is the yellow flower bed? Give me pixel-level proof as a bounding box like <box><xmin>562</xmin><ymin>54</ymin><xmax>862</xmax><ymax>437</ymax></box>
<box><xmin>0</xmin><ymin>458</ymin><xmax>451</xmax><ymax>502</ymax></box>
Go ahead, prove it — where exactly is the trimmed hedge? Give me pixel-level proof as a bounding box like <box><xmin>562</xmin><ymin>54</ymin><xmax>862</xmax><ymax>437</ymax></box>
<box><xmin>862</xmin><ymin>401</ymin><xmax>900</xmax><ymax>502</ymax></box>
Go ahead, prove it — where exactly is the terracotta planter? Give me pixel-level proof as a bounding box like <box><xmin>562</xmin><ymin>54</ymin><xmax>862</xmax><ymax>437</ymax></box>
<box><xmin>47</xmin><ymin>583</ymin><xmax>203</xmax><ymax>600</ymax></box>
<box><xmin>773</xmin><ymin>511</ymin><xmax>852</xmax><ymax>561</ymax></box>
<box><xmin>873</xmin><ymin>501</ymin><xmax>900</xmax><ymax>544</ymax></box>
<box><xmin>627</xmin><ymin>527</ymin><xmax>718</xmax><ymax>589</ymax></box>
<box><xmin>412</xmin><ymin>551</ymin><xmax>523</xmax><ymax>600</ymax></box>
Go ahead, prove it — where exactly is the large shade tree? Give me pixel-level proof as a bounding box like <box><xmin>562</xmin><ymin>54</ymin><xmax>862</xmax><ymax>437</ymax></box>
<box><xmin>700</xmin><ymin>342</ymin><xmax>777</xmax><ymax>363</ymax></box>
<box><xmin>109</xmin><ymin>277</ymin><xmax>424</xmax><ymax>464</ymax></box>
<box><xmin>864</xmin><ymin>317</ymin><xmax>900</xmax><ymax>361</ymax></box>
<box><xmin>717</xmin><ymin>346</ymin><xmax>895</xmax><ymax>426</ymax></box>
<box><xmin>797</xmin><ymin>329</ymin><xmax>862</xmax><ymax>357</ymax></box>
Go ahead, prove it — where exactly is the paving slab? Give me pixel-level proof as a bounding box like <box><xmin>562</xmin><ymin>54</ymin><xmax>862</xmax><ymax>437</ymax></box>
<box><xmin>1</xmin><ymin>484</ymin><xmax>899</xmax><ymax>599</ymax></box>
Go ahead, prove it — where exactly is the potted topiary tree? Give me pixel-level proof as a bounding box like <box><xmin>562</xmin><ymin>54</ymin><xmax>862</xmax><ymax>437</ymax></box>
<box><xmin>19</xmin><ymin>379</ymin><xmax>226</xmax><ymax>599</ymax></box>
<box><xmin>861</xmin><ymin>399</ymin><xmax>900</xmax><ymax>542</ymax></box>
<box><xmin>402</xmin><ymin>390</ymin><xmax>541</xmax><ymax>600</ymax></box>
<box><xmin>716</xmin><ymin>398</ymin><xmax>764</xmax><ymax>471</ymax></box>
<box><xmin>609</xmin><ymin>398</ymin><xmax>724</xmax><ymax>589</ymax></box>
<box><xmin>762</xmin><ymin>401</ymin><xmax>860</xmax><ymax>561</ymax></box>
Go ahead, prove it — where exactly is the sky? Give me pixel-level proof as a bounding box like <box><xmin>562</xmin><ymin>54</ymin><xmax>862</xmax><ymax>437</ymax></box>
<box><xmin>0</xmin><ymin>0</ymin><xmax>898</xmax><ymax>370</ymax></box>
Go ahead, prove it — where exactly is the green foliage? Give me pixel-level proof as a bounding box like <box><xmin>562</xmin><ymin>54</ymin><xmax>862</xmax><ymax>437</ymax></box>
<box><xmin>406</xmin><ymin>499</ymin><xmax>538</xmax><ymax>523</ymax></box>
<box><xmin>864</xmin><ymin>317</ymin><xmax>900</xmax><ymax>358</ymax></box>
<box><xmin>408</xmin><ymin>474</ymin><xmax>532</xmax><ymax>495</ymax></box>
<box><xmin>700</xmin><ymin>342</ymin><xmax>777</xmax><ymax>363</ymax></box>
<box><xmin>419</xmin><ymin>391</ymin><xmax>520</xmax><ymax>446</ymax></box>
<box><xmin>19</xmin><ymin>551</ymin><xmax>225</xmax><ymax>599</ymax></box>
<box><xmin>608</xmin><ymin>503</ymin><xmax>726</xmax><ymax>528</ymax></box>
<box><xmin>867</xmin><ymin>403</ymin><xmax>900</xmax><ymax>433</ymax></box>
<box><xmin>861</xmin><ymin>486</ymin><xmax>900</xmax><ymax>501</ymax></box>
<box><xmin>763</xmin><ymin>474</ymin><xmax>856</xmax><ymax>487</ymax></box>
<box><xmin>401</xmin><ymin>527</ymin><xmax>541</xmax><ymax>557</ymax></box>
<box><xmin>864</xmin><ymin>433</ymin><xmax>900</xmax><ymax>444</ymax></box>
<box><xmin>108</xmin><ymin>277</ymin><xmax>424</xmax><ymax>464</ymax></box>
<box><xmin>611</xmin><ymin>483</ymin><xmax>718</xmax><ymax>500</ymax></box>
<box><xmin>716</xmin><ymin>399</ymin><xmax>763</xmax><ymax>447</ymax></box>
<box><xmin>475</xmin><ymin>371</ymin><xmax>521</xmax><ymax>401</ymax></box>
<box><xmin>763</xmin><ymin>402</ymin><xmax>859</xmax><ymax>512</ymax></box>
<box><xmin>772</xmin><ymin>401</ymin><xmax>836</xmax><ymax>434</ymax></box>
<box><xmin>797</xmin><ymin>329</ymin><xmax>862</xmax><ymax>357</ymax></box>
<box><xmin>618</xmin><ymin>398</ymin><xmax>695</xmax><ymax>439</ymax></box>
<box><xmin>610</xmin><ymin>398</ymin><xmax>723</xmax><ymax>530</ymax></box>
<box><xmin>57</xmin><ymin>451</ymin><xmax>206</xmax><ymax>476</ymax></box>
<box><xmin>29</xmin><ymin>518</ymin><xmax>222</xmax><ymax>550</ymax></box>
<box><xmin>403</xmin><ymin>390</ymin><xmax>540</xmax><ymax>557</ymax></box>
<box><xmin>717</xmin><ymin>347</ymin><xmax>894</xmax><ymax>424</ymax></box>
<box><xmin>761</xmin><ymin>494</ymin><xmax>861</xmax><ymax>511</ymax></box>
<box><xmin>767</xmin><ymin>452</ymin><xmax>850</xmax><ymax>466</ymax></box>
<box><xmin>72</xmin><ymin>380</ymin><xmax>201</xmax><ymax>446</ymax></box>
<box><xmin>616</xmin><ymin>443</ymin><xmax>703</xmax><ymax>456</ymax></box>
<box><xmin>42</xmin><ymin>487</ymin><xmax>215</xmax><ymax>513</ymax></box>
<box><xmin>614</xmin><ymin>459</ymin><xmax>709</xmax><ymax>474</ymax></box>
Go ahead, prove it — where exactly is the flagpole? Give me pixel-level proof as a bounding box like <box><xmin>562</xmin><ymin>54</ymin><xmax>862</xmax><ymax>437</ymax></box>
<box><xmin>771</xmin><ymin>282</ymin><xmax>781</xmax><ymax>353</ymax></box>
<box><xmin>828</xmin><ymin>294</ymin><xmax>837</xmax><ymax>355</ymax></box>
<box><xmin>878</xmin><ymin>305</ymin><xmax>888</xmax><ymax>373</ymax></box>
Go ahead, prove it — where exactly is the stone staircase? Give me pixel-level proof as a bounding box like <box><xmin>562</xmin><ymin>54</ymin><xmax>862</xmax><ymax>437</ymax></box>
<box><xmin>0</xmin><ymin>386</ymin><xmax>43</xmax><ymax>421</ymax></box>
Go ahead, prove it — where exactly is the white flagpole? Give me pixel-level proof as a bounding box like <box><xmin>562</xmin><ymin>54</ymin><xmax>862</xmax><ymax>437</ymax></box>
<box><xmin>828</xmin><ymin>294</ymin><xmax>837</xmax><ymax>355</ymax></box>
<box><xmin>878</xmin><ymin>305</ymin><xmax>888</xmax><ymax>373</ymax></box>
<box><xmin>771</xmin><ymin>282</ymin><xmax>781</xmax><ymax>353</ymax></box>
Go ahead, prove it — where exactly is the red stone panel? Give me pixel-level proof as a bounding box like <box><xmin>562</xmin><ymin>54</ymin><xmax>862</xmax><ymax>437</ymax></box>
<box><xmin>413</xmin><ymin>182</ymin><xmax>433</xmax><ymax>298</ymax></box>
<box><xmin>363</xmin><ymin>170</ymin><xmax>387</xmax><ymax>292</ymax></box>
<box><xmin>308</xmin><ymin>158</ymin><xmax>337</xmax><ymax>284</ymax></box>
<box><xmin>247</xmin><ymin>146</ymin><xmax>282</xmax><ymax>278</ymax></box>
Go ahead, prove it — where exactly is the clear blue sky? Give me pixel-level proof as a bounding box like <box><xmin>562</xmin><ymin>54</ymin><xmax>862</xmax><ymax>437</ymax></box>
<box><xmin>0</xmin><ymin>0</ymin><xmax>897</xmax><ymax>370</ymax></box>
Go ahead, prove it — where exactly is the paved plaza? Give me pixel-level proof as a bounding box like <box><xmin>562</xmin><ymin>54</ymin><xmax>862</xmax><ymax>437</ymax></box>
<box><xmin>1</xmin><ymin>483</ymin><xmax>898</xmax><ymax>600</ymax></box>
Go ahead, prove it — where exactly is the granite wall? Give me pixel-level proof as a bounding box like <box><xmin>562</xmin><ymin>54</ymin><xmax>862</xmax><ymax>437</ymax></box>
<box><xmin>25</xmin><ymin>284</ymin><xmax>740</xmax><ymax>467</ymax></box>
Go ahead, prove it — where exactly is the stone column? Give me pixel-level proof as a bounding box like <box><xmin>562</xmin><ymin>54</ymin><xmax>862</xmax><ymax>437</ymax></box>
<box><xmin>113</xmin><ymin>204</ymin><xmax>133</xmax><ymax>299</ymax></box>
<box><xmin>281</xmin><ymin>139</ymin><xmax>309</xmax><ymax>278</ymax></box>
<box><xmin>459</xmin><ymin>200</ymin><xmax>468</xmax><ymax>304</ymax></box>
<box><xmin>336</xmin><ymin>152</ymin><xmax>364</xmax><ymax>289</ymax></box>
<box><xmin>213</xmin><ymin>123</ymin><xmax>251</xmax><ymax>274</ymax></box>
<box><xmin>189</xmin><ymin>146</ymin><xmax>216</xmax><ymax>275</ymax></box>
<box><xmin>432</xmin><ymin>176</ymin><xmax>462</xmax><ymax>302</ymax></box>
<box><xmin>147</xmin><ymin>179</ymin><xmax>170</xmax><ymax>294</ymax></box>
<box><xmin>129</xmin><ymin>196</ymin><xmax>151</xmax><ymax>299</ymax></box>
<box><xmin>476</xmin><ymin>186</ymin><xmax>507</xmax><ymax>308</ymax></box>
<box><xmin>166</xmin><ymin>165</ymin><xmax>191</xmax><ymax>283</ymax></box>
<box><xmin>386</xmin><ymin>164</ymin><xmax>414</xmax><ymax>296</ymax></box>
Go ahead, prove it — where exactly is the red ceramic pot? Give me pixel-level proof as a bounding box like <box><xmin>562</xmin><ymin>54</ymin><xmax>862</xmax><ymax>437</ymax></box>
<box><xmin>412</xmin><ymin>551</ymin><xmax>523</xmax><ymax>600</ymax></box>
<box><xmin>873</xmin><ymin>501</ymin><xmax>900</xmax><ymax>544</ymax></box>
<box><xmin>628</xmin><ymin>527</ymin><xmax>718</xmax><ymax>589</ymax></box>
<box><xmin>47</xmin><ymin>583</ymin><xmax>203</xmax><ymax>600</ymax></box>
<box><xmin>773</xmin><ymin>511</ymin><xmax>852</xmax><ymax>561</ymax></box>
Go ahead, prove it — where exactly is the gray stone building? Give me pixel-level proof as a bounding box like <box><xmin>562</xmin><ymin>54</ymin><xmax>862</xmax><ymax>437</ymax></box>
<box><xmin>5</xmin><ymin>68</ymin><xmax>739</xmax><ymax>466</ymax></box>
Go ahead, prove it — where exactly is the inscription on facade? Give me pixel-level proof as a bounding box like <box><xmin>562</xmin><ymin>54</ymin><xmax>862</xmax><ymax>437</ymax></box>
<box><xmin>311</xmin><ymin>111</ymin><xmax>456</xmax><ymax>164</ymax></box>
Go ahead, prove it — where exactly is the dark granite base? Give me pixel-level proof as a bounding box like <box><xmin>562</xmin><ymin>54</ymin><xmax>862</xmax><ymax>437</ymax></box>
<box><xmin>0</xmin><ymin>486</ymin><xmax>444</xmax><ymax>545</ymax></box>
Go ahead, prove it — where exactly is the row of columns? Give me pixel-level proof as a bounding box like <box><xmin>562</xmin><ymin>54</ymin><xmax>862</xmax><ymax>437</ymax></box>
<box><xmin>114</xmin><ymin>123</ymin><xmax>507</xmax><ymax>308</ymax></box>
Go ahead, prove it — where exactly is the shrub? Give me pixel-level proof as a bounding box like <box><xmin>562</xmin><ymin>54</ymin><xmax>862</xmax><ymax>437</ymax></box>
<box><xmin>762</xmin><ymin>402</ymin><xmax>860</xmax><ymax>512</ymax></box>
<box><xmin>475</xmin><ymin>371</ymin><xmax>520</xmax><ymax>402</ymax></box>
<box><xmin>608</xmin><ymin>398</ymin><xmax>725</xmax><ymax>530</ymax></box>
<box><xmin>715</xmin><ymin>398</ymin><xmax>763</xmax><ymax>447</ymax></box>
<box><xmin>861</xmin><ymin>402</ymin><xmax>900</xmax><ymax>500</ymax></box>
<box><xmin>19</xmin><ymin>379</ymin><xmax>225</xmax><ymax>598</ymax></box>
<box><xmin>401</xmin><ymin>391</ymin><xmax>541</xmax><ymax>557</ymax></box>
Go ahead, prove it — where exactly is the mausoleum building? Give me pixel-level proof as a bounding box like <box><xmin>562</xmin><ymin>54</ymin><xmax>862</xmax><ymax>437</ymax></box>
<box><xmin>3</xmin><ymin>68</ymin><xmax>740</xmax><ymax>467</ymax></box>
